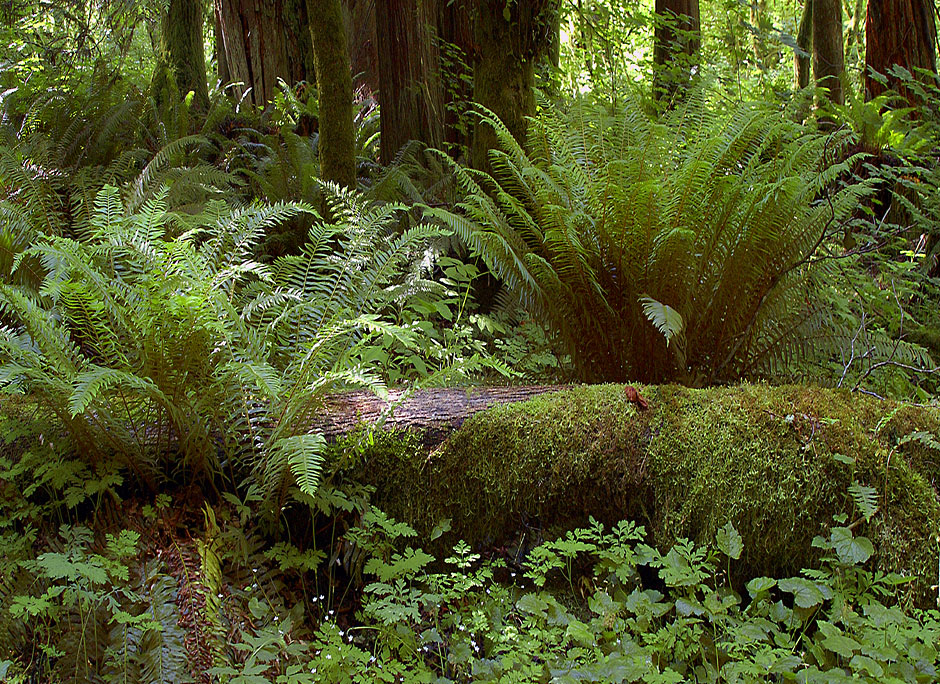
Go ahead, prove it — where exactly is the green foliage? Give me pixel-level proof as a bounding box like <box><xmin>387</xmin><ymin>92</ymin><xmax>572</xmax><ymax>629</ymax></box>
<box><xmin>433</xmin><ymin>93</ymin><xmax>874</xmax><ymax>383</ymax></box>
<box><xmin>198</xmin><ymin>509</ymin><xmax>940</xmax><ymax>683</ymax></box>
<box><xmin>0</xmin><ymin>182</ymin><xmax>481</xmax><ymax>507</ymax></box>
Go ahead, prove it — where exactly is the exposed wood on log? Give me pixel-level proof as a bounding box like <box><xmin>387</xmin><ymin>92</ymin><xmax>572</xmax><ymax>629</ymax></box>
<box><xmin>314</xmin><ymin>385</ymin><xmax>571</xmax><ymax>443</ymax></box>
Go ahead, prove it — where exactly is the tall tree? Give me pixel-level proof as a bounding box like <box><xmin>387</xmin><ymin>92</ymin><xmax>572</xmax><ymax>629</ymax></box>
<box><xmin>794</xmin><ymin>0</ymin><xmax>812</xmax><ymax>89</ymax></box>
<box><xmin>161</xmin><ymin>0</ymin><xmax>209</xmax><ymax>111</ymax></box>
<box><xmin>214</xmin><ymin>0</ymin><xmax>315</xmax><ymax>107</ymax></box>
<box><xmin>470</xmin><ymin>0</ymin><xmax>559</xmax><ymax>171</ymax></box>
<box><xmin>812</xmin><ymin>0</ymin><xmax>843</xmax><ymax>105</ymax></box>
<box><xmin>309</xmin><ymin>0</ymin><xmax>357</xmax><ymax>188</ymax></box>
<box><xmin>865</xmin><ymin>0</ymin><xmax>937</xmax><ymax>105</ymax></box>
<box><xmin>375</xmin><ymin>0</ymin><xmax>444</xmax><ymax>163</ymax></box>
<box><xmin>652</xmin><ymin>0</ymin><xmax>701</xmax><ymax>103</ymax></box>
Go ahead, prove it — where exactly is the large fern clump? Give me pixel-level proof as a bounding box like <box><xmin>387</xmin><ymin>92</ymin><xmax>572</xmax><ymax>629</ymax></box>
<box><xmin>0</xmin><ymin>183</ymin><xmax>449</xmax><ymax>507</ymax></box>
<box><xmin>431</xmin><ymin>93</ymin><xmax>877</xmax><ymax>384</ymax></box>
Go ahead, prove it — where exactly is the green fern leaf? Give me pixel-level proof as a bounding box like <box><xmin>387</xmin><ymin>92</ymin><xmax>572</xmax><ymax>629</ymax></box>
<box><xmin>640</xmin><ymin>296</ymin><xmax>685</xmax><ymax>347</ymax></box>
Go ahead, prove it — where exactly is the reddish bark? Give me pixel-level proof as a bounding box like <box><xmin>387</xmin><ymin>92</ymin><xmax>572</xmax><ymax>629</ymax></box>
<box><xmin>865</xmin><ymin>0</ymin><xmax>937</xmax><ymax>105</ymax></box>
<box><xmin>312</xmin><ymin>386</ymin><xmax>570</xmax><ymax>444</ymax></box>
<box><xmin>375</xmin><ymin>0</ymin><xmax>445</xmax><ymax>163</ymax></box>
<box><xmin>214</xmin><ymin>0</ymin><xmax>315</xmax><ymax>107</ymax></box>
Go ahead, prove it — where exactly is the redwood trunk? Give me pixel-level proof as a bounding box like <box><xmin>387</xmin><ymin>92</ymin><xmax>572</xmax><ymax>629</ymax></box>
<box><xmin>214</xmin><ymin>0</ymin><xmax>315</xmax><ymax>108</ymax></box>
<box><xmin>865</xmin><ymin>0</ymin><xmax>937</xmax><ymax>105</ymax></box>
<box><xmin>375</xmin><ymin>0</ymin><xmax>445</xmax><ymax>163</ymax></box>
<box><xmin>439</xmin><ymin>0</ymin><xmax>474</xmax><ymax>157</ymax></box>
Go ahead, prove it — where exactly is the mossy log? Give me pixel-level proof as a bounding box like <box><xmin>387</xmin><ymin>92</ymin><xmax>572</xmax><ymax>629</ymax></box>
<box><xmin>345</xmin><ymin>384</ymin><xmax>940</xmax><ymax>605</ymax></box>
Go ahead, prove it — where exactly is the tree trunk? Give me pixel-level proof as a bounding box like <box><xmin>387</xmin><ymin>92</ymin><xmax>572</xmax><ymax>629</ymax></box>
<box><xmin>865</xmin><ymin>0</ymin><xmax>938</xmax><ymax>105</ymax></box>
<box><xmin>214</xmin><ymin>0</ymin><xmax>315</xmax><ymax>108</ymax></box>
<box><xmin>794</xmin><ymin>0</ymin><xmax>813</xmax><ymax>89</ymax></box>
<box><xmin>214</xmin><ymin>6</ymin><xmax>230</xmax><ymax>88</ymax></box>
<box><xmin>470</xmin><ymin>0</ymin><xmax>559</xmax><ymax>171</ymax></box>
<box><xmin>439</xmin><ymin>0</ymin><xmax>474</xmax><ymax>157</ymax></box>
<box><xmin>375</xmin><ymin>0</ymin><xmax>445</xmax><ymax>163</ymax></box>
<box><xmin>345</xmin><ymin>0</ymin><xmax>380</xmax><ymax>95</ymax></box>
<box><xmin>309</xmin><ymin>0</ymin><xmax>357</xmax><ymax>189</ymax></box>
<box><xmin>652</xmin><ymin>0</ymin><xmax>701</xmax><ymax>104</ymax></box>
<box><xmin>162</xmin><ymin>0</ymin><xmax>210</xmax><ymax>111</ymax></box>
<box><xmin>812</xmin><ymin>0</ymin><xmax>844</xmax><ymax>106</ymax></box>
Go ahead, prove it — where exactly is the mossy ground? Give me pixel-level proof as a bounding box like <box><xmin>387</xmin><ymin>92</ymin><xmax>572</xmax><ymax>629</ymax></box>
<box><xmin>354</xmin><ymin>384</ymin><xmax>940</xmax><ymax>605</ymax></box>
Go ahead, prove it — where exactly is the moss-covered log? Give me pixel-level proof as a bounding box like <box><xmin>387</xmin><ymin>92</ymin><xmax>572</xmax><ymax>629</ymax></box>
<box><xmin>352</xmin><ymin>384</ymin><xmax>940</xmax><ymax>604</ymax></box>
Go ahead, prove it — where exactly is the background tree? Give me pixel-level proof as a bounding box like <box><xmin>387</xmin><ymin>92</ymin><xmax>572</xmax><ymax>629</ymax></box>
<box><xmin>794</xmin><ymin>0</ymin><xmax>812</xmax><ymax>89</ymax></box>
<box><xmin>812</xmin><ymin>0</ymin><xmax>843</xmax><ymax>105</ymax></box>
<box><xmin>160</xmin><ymin>0</ymin><xmax>209</xmax><ymax>111</ymax></box>
<box><xmin>375</xmin><ymin>0</ymin><xmax>445</xmax><ymax>163</ymax></box>
<box><xmin>865</xmin><ymin>0</ymin><xmax>938</xmax><ymax>105</ymax></box>
<box><xmin>214</xmin><ymin>0</ymin><xmax>315</xmax><ymax>106</ymax></box>
<box><xmin>652</xmin><ymin>0</ymin><xmax>700</xmax><ymax>103</ymax></box>
<box><xmin>309</xmin><ymin>0</ymin><xmax>357</xmax><ymax>188</ymax></box>
<box><xmin>470</xmin><ymin>0</ymin><xmax>559</xmax><ymax>170</ymax></box>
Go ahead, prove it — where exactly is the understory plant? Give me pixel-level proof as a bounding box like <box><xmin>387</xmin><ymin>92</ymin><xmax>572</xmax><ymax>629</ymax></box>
<box><xmin>212</xmin><ymin>507</ymin><xmax>939</xmax><ymax>683</ymax></box>
<box><xmin>432</xmin><ymin>91</ymin><xmax>880</xmax><ymax>384</ymax></box>
<box><xmin>0</xmin><ymin>182</ymin><xmax>471</xmax><ymax>508</ymax></box>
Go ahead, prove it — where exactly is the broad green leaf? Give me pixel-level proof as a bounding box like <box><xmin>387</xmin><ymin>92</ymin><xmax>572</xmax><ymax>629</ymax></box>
<box><xmin>746</xmin><ymin>576</ymin><xmax>776</xmax><ymax>597</ymax></box>
<box><xmin>716</xmin><ymin>522</ymin><xmax>743</xmax><ymax>559</ymax></box>
<box><xmin>821</xmin><ymin>634</ymin><xmax>860</xmax><ymax>658</ymax></box>
<box><xmin>830</xmin><ymin>527</ymin><xmax>874</xmax><ymax>565</ymax></box>
<box><xmin>778</xmin><ymin>577</ymin><xmax>824</xmax><ymax>608</ymax></box>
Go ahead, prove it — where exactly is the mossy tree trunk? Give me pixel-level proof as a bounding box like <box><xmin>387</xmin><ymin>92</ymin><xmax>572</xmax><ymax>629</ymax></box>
<box><xmin>794</xmin><ymin>0</ymin><xmax>813</xmax><ymax>89</ymax></box>
<box><xmin>812</xmin><ymin>0</ymin><xmax>843</xmax><ymax>106</ymax></box>
<box><xmin>865</xmin><ymin>0</ymin><xmax>937</xmax><ymax>105</ymax></box>
<box><xmin>470</xmin><ymin>0</ymin><xmax>559</xmax><ymax>172</ymax></box>
<box><xmin>652</xmin><ymin>0</ymin><xmax>701</xmax><ymax>104</ymax></box>
<box><xmin>375</xmin><ymin>0</ymin><xmax>445</xmax><ymax>163</ymax></box>
<box><xmin>309</xmin><ymin>0</ymin><xmax>357</xmax><ymax>189</ymax></box>
<box><xmin>161</xmin><ymin>0</ymin><xmax>210</xmax><ymax>112</ymax></box>
<box><xmin>214</xmin><ymin>0</ymin><xmax>315</xmax><ymax>107</ymax></box>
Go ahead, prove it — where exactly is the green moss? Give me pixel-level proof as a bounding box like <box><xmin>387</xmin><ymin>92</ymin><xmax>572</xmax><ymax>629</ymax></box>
<box><xmin>356</xmin><ymin>384</ymin><xmax>940</xmax><ymax>605</ymax></box>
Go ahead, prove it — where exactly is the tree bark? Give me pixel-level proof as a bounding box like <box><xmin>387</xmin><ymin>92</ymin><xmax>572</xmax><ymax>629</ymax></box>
<box><xmin>652</xmin><ymin>0</ymin><xmax>701</xmax><ymax>104</ymax></box>
<box><xmin>162</xmin><ymin>0</ymin><xmax>210</xmax><ymax>111</ymax></box>
<box><xmin>214</xmin><ymin>0</ymin><xmax>316</xmax><ymax>108</ymax></box>
<box><xmin>794</xmin><ymin>0</ymin><xmax>813</xmax><ymax>89</ymax></box>
<box><xmin>812</xmin><ymin>0</ymin><xmax>844</xmax><ymax>106</ymax></box>
<box><xmin>313</xmin><ymin>386</ymin><xmax>569</xmax><ymax>443</ymax></box>
<box><xmin>375</xmin><ymin>0</ymin><xmax>445</xmax><ymax>163</ymax></box>
<box><xmin>309</xmin><ymin>0</ymin><xmax>357</xmax><ymax>189</ymax></box>
<box><xmin>214</xmin><ymin>5</ymin><xmax>230</xmax><ymax>89</ymax></box>
<box><xmin>470</xmin><ymin>0</ymin><xmax>559</xmax><ymax>171</ymax></box>
<box><xmin>865</xmin><ymin>0</ymin><xmax>938</xmax><ymax>105</ymax></box>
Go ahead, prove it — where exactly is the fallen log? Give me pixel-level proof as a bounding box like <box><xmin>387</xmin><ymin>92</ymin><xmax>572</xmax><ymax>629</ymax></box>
<box><xmin>314</xmin><ymin>385</ymin><xmax>571</xmax><ymax>444</ymax></box>
<box><xmin>344</xmin><ymin>383</ymin><xmax>940</xmax><ymax>606</ymax></box>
